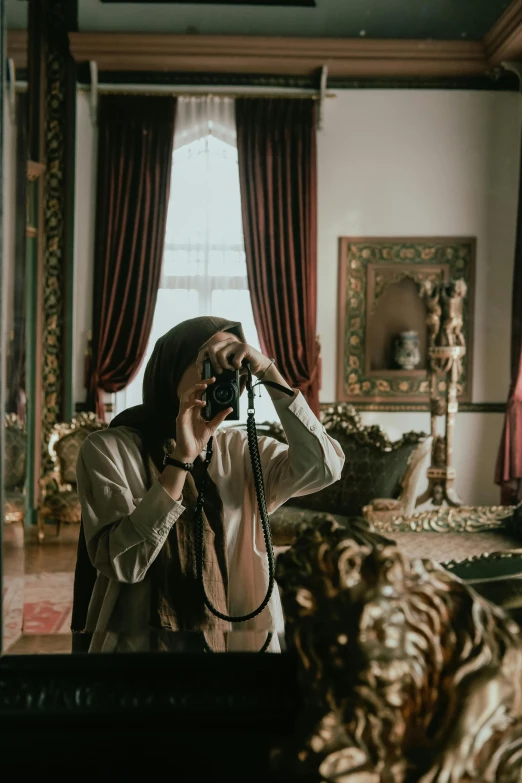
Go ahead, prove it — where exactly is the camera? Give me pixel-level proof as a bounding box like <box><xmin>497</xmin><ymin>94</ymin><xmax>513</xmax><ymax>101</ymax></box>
<box><xmin>202</xmin><ymin>357</ymin><xmax>240</xmax><ymax>421</ymax></box>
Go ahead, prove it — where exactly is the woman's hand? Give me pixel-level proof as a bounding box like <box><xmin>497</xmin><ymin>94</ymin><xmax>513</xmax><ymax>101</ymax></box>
<box><xmin>196</xmin><ymin>335</ymin><xmax>271</xmax><ymax>378</ymax></box>
<box><xmin>172</xmin><ymin>380</ymin><xmax>232</xmax><ymax>462</ymax></box>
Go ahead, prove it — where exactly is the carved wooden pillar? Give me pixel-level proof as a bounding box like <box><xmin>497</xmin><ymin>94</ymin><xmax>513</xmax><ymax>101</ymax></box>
<box><xmin>26</xmin><ymin>0</ymin><xmax>77</xmax><ymax>524</ymax></box>
<box><xmin>41</xmin><ymin>0</ymin><xmax>77</xmax><ymax>472</ymax></box>
<box><xmin>416</xmin><ymin>281</ymin><xmax>467</xmax><ymax>508</ymax></box>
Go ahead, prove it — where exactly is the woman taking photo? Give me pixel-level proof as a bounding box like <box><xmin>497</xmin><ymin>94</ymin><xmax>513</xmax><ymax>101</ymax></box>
<box><xmin>72</xmin><ymin>316</ymin><xmax>344</xmax><ymax>652</ymax></box>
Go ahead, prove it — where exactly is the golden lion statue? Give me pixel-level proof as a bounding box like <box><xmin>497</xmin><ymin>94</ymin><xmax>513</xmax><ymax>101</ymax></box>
<box><xmin>275</xmin><ymin>518</ymin><xmax>522</xmax><ymax>783</ymax></box>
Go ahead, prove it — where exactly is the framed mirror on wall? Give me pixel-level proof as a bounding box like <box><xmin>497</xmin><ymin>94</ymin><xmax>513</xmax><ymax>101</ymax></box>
<box><xmin>1</xmin><ymin>2</ymin><xmax>301</xmax><ymax>776</ymax></box>
<box><xmin>2</xmin><ymin>0</ymin><xmax>522</xmax><ymax>780</ymax></box>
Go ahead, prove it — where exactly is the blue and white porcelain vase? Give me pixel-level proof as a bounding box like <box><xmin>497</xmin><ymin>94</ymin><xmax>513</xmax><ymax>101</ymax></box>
<box><xmin>394</xmin><ymin>331</ymin><xmax>421</xmax><ymax>370</ymax></box>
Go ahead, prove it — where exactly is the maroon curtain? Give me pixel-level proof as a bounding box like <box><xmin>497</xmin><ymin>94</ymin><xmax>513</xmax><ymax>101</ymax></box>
<box><xmin>87</xmin><ymin>95</ymin><xmax>176</xmax><ymax>418</ymax></box>
<box><xmin>235</xmin><ymin>99</ymin><xmax>320</xmax><ymax>416</ymax></box>
<box><xmin>495</xmin><ymin>131</ymin><xmax>522</xmax><ymax>504</ymax></box>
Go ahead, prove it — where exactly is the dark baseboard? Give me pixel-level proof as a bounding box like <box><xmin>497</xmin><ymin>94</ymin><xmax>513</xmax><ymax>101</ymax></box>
<box><xmin>75</xmin><ymin>67</ymin><xmax>520</xmax><ymax>93</ymax></box>
<box><xmin>320</xmin><ymin>402</ymin><xmax>507</xmax><ymax>414</ymax></box>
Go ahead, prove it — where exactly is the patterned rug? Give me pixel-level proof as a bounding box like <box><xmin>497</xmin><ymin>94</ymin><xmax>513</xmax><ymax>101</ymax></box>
<box><xmin>22</xmin><ymin>572</ymin><xmax>74</xmax><ymax>635</ymax></box>
<box><xmin>3</xmin><ymin>576</ymin><xmax>24</xmax><ymax>651</ymax></box>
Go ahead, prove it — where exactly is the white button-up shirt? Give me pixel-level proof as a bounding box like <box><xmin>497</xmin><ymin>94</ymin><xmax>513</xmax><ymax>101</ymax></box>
<box><xmin>76</xmin><ymin>392</ymin><xmax>345</xmax><ymax>652</ymax></box>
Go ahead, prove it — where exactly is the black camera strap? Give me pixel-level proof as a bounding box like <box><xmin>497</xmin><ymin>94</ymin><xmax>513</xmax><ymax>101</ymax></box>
<box><xmin>195</xmin><ymin>365</ymin><xmax>294</xmax><ymax>650</ymax></box>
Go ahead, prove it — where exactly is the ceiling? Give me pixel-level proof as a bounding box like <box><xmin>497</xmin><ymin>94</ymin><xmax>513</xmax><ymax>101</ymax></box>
<box><xmin>6</xmin><ymin>0</ymin><xmax>514</xmax><ymax>39</ymax></box>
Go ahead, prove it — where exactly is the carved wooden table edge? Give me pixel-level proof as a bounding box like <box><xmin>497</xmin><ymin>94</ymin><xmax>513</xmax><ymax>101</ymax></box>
<box><xmin>442</xmin><ymin>548</ymin><xmax>522</xmax><ymax>569</ymax></box>
<box><xmin>0</xmin><ymin>652</ymin><xmax>299</xmax><ymax>723</ymax></box>
<box><xmin>365</xmin><ymin>502</ymin><xmax>521</xmax><ymax>534</ymax></box>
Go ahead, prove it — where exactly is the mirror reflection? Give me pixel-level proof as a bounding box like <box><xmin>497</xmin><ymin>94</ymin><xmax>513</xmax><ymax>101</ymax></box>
<box><xmin>3</xmin><ymin>0</ymin><xmax>522</xmax><ymax>661</ymax></box>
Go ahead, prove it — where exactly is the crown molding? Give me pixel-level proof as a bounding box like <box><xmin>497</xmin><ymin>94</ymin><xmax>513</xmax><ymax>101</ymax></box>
<box><xmin>7</xmin><ymin>30</ymin><xmax>27</xmax><ymax>69</ymax></box>
<box><xmin>68</xmin><ymin>32</ymin><xmax>488</xmax><ymax>79</ymax></box>
<box><xmin>9</xmin><ymin>2</ymin><xmax>522</xmax><ymax>80</ymax></box>
<box><xmin>485</xmin><ymin>0</ymin><xmax>522</xmax><ymax>64</ymax></box>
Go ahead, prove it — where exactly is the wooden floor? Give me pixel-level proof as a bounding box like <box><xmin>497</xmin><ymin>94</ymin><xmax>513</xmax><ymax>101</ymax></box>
<box><xmin>6</xmin><ymin>633</ymin><xmax>72</xmax><ymax>654</ymax></box>
<box><xmin>25</xmin><ymin>522</ymin><xmax>79</xmax><ymax>574</ymax></box>
<box><xmin>3</xmin><ymin>522</ymin><xmax>79</xmax><ymax>654</ymax></box>
<box><xmin>4</xmin><ymin>520</ymin><xmax>79</xmax><ymax>577</ymax></box>
<box><xmin>3</xmin><ymin>520</ymin><xmax>24</xmax><ymax>577</ymax></box>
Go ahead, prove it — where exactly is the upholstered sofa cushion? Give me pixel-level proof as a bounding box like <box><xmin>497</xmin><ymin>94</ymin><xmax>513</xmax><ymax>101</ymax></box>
<box><xmin>54</xmin><ymin>429</ymin><xmax>92</xmax><ymax>486</ymax></box>
<box><xmin>289</xmin><ymin>434</ymin><xmax>425</xmax><ymax>517</ymax></box>
<box><xmin>239</xmin><ymin>405</ymin><xmax>428</xmax><ymax>524</ymax></box>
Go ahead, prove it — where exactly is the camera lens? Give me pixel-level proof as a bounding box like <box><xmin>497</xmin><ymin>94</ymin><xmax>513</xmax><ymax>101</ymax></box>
<box><xmin>213</xmin><ymin>383</ymin><xmax>235</xmax><ymax>406</ymax></box>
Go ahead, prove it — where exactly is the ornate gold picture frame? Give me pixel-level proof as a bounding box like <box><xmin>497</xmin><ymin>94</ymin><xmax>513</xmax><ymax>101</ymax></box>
<box><xmin>337</xmin><ymin>237</ymin><xmax>475</xmax><ymax>407</ymax></box>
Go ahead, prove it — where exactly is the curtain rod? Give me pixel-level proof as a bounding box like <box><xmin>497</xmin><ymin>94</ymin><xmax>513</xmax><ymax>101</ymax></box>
<box><xmin>13</xmin><ymin>77</ymin><xmax>333</xmax><ymax>128</ymax></box>
<box><xmin>13</xmin><ymin>81</ymin><xmax>335</xmax><ymax>100</ymax></box>
<box><xmin>76</xmin><ymin>82</ymin><xmax>336</xmax><ymax>100</ymax></box>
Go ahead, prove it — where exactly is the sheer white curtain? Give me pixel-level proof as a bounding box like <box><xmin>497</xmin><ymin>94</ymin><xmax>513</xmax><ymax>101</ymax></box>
<box><xmin>116</xmin><ymin>97</ymin><xmax>274</xmax><ymax>423</ymax></box>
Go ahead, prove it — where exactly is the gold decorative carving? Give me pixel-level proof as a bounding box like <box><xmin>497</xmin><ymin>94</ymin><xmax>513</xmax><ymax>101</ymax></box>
<box><xmin>440</xmin><ymin>278</ymin><xmax>467</xmax><ymax>348</ymax></box>
<box><xmin>422</xmin><ymin>278</ymin><xmax>442</xmax><ymax>349</ymax></box>
<box><xmin>322</xmin><ymin>402</ymin><xmax>363</xmax><ymax>430</ymax></box>
<box><xmin>321</xmin><ymin>402</ymin><xmax>427</xmax><ymax>450</ymax></box>
<box><xmin>416</xmin><ymin>278</ymin><xmax>468</xmax><ymax>507</ymax></box>
<box><xmin>364</xmin><ymin>503</ymin><xmax>518</xmax><ymax>533</ymax></box>
<box><xmin>41</xmin><ymin>13</ymin><xmax>68</xmax><ymax>475</ymax></box>
<box><xmin>252</xmin><ymin>402</ymin><xmax>427</xmax><ymax>452</ymax></box>
<box><xmin>337</xmin><ymin>237</ymin><xmax>475</xmax><ymax>407</ymax></box>
<box><xmin>45</xmin><ymin>412</ymin><xmax>104</xmax><ymax>490</ymax></box>
<box><xmin>4</xmin><ymin>413</ymin><xmax>25</xmax><ymax>432</ymax></box>
<box><xmin>372</xmin><ymin>268</ymin><xmax>442</xmax><ymax>310</ymax></box>
<box><xmin>38</xmin><ymin>413</ymin><xmax>106</xmax><ymax>542</ymax></box>
<box><xmin>4</xmin><ymin>414</ymin><xmax>27</xmax><ymax>525</ymax></box>
<box><xmin>275</xmin><ymin>518</ymin><xmax>522</xmax><ymax>782</ymax></box>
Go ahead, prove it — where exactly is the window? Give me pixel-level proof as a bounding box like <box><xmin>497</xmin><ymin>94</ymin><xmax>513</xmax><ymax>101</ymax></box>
<box><xmin>116</xmin><ymin>98</ymin><xmax>274</xmax><ymax>423</ymax></box>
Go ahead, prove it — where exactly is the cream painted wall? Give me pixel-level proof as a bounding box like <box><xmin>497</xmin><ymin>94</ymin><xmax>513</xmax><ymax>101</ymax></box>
<box><xmin>317</xmin><ymin>90</ymin><xmax>522</xmax><ymax>504</ymax></box>
<box><xmin>73</xmin><ymin>93</ymin><xmax>97</xmax><ymax>405</ymax></box>
<box><xmin>72</xmin><ymin>88</ymin><xmax>522</xmax><ymax>504</ymax></box>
